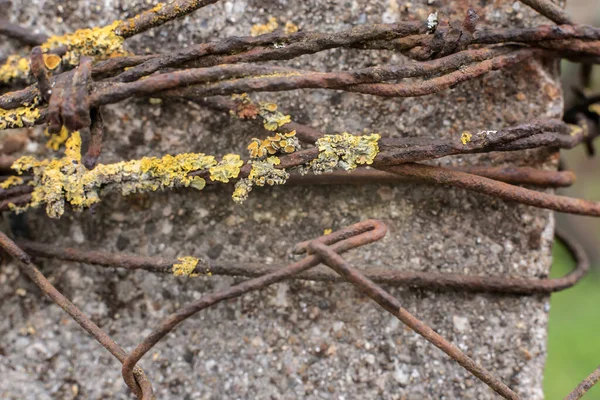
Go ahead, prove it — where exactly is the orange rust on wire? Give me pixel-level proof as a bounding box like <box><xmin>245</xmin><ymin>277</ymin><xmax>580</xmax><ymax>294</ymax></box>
<box><xmin>116</xmin><ymin>0</ymin><xmax>223</xmax><ymax>38</ymax></box>
<box><xmin>82</xmin><ymin>107</ymin><xmax>105</xmax><ymax>169</ymax></box>
<box><xmin>30</xmin><ymin>47</ymin><xmax>52</xmax><ymax>102</ymax></box>
<box><xmin>518</xmin><ymin>0</ymin><xmax>573</xmax><ymax>25</ymax></box>
<box><xmin>383</xmin><ymin>163</ymin><xmax>600</xmax><ymax>217</ymax></box>
<box><xmin>286</xmin><ymin>167</ymin><xmax>576</xmax><ymax>188</ymax></box>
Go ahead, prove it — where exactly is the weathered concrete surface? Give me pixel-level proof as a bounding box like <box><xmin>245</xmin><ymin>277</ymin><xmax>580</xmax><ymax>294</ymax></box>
<box><xmin>0</xmin><ymin>1</ymin><xmax>563</xmax><ymax>399</ymax></box>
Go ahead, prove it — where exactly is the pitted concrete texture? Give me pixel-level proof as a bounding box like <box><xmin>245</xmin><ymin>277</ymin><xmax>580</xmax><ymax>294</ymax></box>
<box><xmin>0</xmin><ymin>1</ymin><xmax>562</xmax><ymax>399</ymax></box>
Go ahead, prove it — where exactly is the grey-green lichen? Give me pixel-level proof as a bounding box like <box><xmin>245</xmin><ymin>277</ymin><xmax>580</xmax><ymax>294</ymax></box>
<box><xmin>307</xmin><ymin>132</ymin><xmax>381</xmax><ymax>174</ymax></box>
<box><xmin>258</xmin><ymin>102</ymin><xmax>292</xmax><ymax>131</ymax></box>
<box><xmin>233</xmin><ymin>156</ymin><xmax>289</xmax><ymax>204</ymax></box>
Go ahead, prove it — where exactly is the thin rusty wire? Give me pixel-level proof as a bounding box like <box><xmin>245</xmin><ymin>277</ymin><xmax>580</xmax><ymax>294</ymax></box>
<box><xmin>566</xmin><ymin>365</ymin><xmax>600</xmax><ymax>400</ymax></box>
<box><xmin>17</xmin><ymin>228</ymin><xmax>588</xmax><ymax>296</ymax></box>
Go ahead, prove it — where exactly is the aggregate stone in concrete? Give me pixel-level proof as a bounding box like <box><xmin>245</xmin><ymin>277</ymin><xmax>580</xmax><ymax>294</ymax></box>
<box><xmin>0</xmin><ymin>0</ymin><xmax>563</xmax><ymax>399</ymax></box>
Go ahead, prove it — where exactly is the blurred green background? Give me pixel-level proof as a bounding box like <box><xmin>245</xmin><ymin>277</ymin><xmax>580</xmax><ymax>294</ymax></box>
<box><xmin>542</xmin><ymin>2</ymin><xmax>599</xmax><ymax>398</ymax></box>
<box><xmin>545</xmin><ymin>244</ymin><xmax>600</xmax><ymax>399</ymax></box>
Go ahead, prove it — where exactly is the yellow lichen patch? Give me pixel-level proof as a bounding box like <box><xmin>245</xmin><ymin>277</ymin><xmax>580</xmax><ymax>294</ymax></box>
<box><xmin>309</xmin><ymin>132</ymin><xmax>380</xmax><ymax>174</ymax></box>
<box><xmin>40</xmin><ymin>20</ymin><xmax>126</xmax><ymax>67</ymax></box>
<box><xmin>11</xmin><ymin>132</ymin><xmax>218</xmax><ymax>218</ymax></box>
<box><xmin>259</xmin><ymin>102</ymin><xmax>292</xmax><ymax>131</ymax></box>
<box><xmin>248</xmin><ymin>156</ymin><xmax>288</xmax><ymax>186</ymax></box>
<box><xmin>43</xmin><ymin>54</ymin><xmax>62</xmax><ymax>70</ymax></box>
<box><xmin>0</xmin><ymin>99</ymin><xmax>42</xmax><ymax>130</ymax></box>
<box><xmin>589</xmin><ymin>104</ymin><xmax>600</xmax><ymax>115</ymax></box>
<box><xmin>209</xmin><ymin>154</ymin><xmax>244</xmax><ymax>183</ymax></box>
<box><xmin>284</xmin><ymin>21</ymin><xmax>299</xmax><ymax>34</ymax></box>
<box><xmin>232</xmin><ymin>156</ymin><xmax>289</xmax><ymax>204</ymax></box>
<box><xmin>232</xmin><ymin>178</ymin><xmax>253</xmax><ymax>204</ymax></box>
<box><xmin>0</xmin><ymin>176</ymin><xmax>24</xmax><ymax>189</ymax></box>
<box><xmin>323</xmin><ymin>228</ymin><xmax>332</xmax><ymax>235</ymax></box>
<box><xmin>568</xmin><ymin>124</ymin><xmax>584</xmax><ymax>137</ymax></box>
<box><xmin>45</xmin><ymin>126</ymin><xmax>70</xmax><ymax>151</ymax></box>
<box><xmin>0</xmin><ymin>55</ymin><xmax>31</xmax><ymax>84</ymax></box>
<box><xmin>262</xmin><ymin>103</ymin><xmax>278</xmax><ymax>112</ymax></box>
<box><xmin>172</xmin><ymin>256</ymin><xmax>200</xmax><ymax>277</ymax></box>
<box><xmin>460</xmin><ymin>131</ymin><xmax>472</xmax><ymax>145</ymax></box>
<box><xmin>250</xmin><ymin>16</ymin><xmax>279</xmax><ymax>37</ymax></box>
<box><xmin>231</xmin><ymin>95</ymin><xmax>294</xmax><ymax>132</ymax></box>
<box><xmin>247</xmin><ymin>131</ymin><xmax>299</xmax><ymax>159</ymax></box>
<box><xmin>1</xmin><ymin>20</ymin><xmax>126</xmax><ymax>84</ymax></box>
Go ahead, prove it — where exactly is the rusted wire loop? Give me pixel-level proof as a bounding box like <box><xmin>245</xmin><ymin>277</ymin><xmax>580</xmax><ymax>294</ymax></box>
<box><xmin>307</xmin><ymin>240</ymin><xmax>519</xmax><ymax>400</ymax></box>
<box><xmin>121</xmin><ymin>219</ymin><xmax>386</xmax><ymax>399</ymax></box>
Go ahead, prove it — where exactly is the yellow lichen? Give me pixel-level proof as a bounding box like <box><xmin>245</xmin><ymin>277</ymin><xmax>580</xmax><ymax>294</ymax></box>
<box><xmin>284</xmin><ymin>21</ymin><xmax>299</xmax><ymax>34</ymax></box>
<box><xmin>259</xmin><ymin>102</ymin><xmax>292</xmax><ymax>131</ymax></box>
<box><xmin>43</xmin><ymin>54</ymin><xmax>62</xmax><ymax>70</ymax></box>
<box><xmin>309</xmin><ymin>132</ymin><xmax>380</xmax><ymax>174</ymax></box>
<box><xmin>250</xmin><ymin>16</ymin><xmax>279</xmax><ymax>37</ymax></box>
<box><xmin>12</xmin><ymin>132</ymin><xmax>217</xmax><ymax>218</ymax></box>
<box><xmin>0</xmin><ymin>55</ymin><xmax>31</xmax><ymax>83</ymax></box>
<box><xmin>0</xmin><ymin>21</ymin><xmax>126</xmax><ymax>83</ymax></box>
<box><xmin>232</xmin><ymin>178</ymin><xmax>253</xmax><ymax>204</ymax></box>
<box><xmin>323</xmin><ymin>228</ymin><xmax>332</xmax><ymax>235</ymax></box>
<box><xmin>0</xmin><ymin>176</ymin><xmax>24</xmax><ymax>189</ymax></box>
<box><xmin>233</xmin><ymin>156</ymin><xmax>288</xmax><ymax>204</ymax></box>
<box><xmin>247</xmin><ymin>131</ymin><xmax>299</xmax><ymax>159</ymax></box>
<box><xmin>262</xmin><ymin>103</ymin><xmax>278</xmax><ymax>112</ymax></box>
<box><xmin>209</xmin><ymin>154</ymin><xmax>244</xmax><ymax>183</ymax></box>
<box><xmin>45</xmin><ymin>126</ymin><xmax>70</xmax><ymax>151</ymax></box>
<box><xmin>172</xmin><ymin>256</ymin><xmax>200</xmax><ymax>277</ymax></box>
<box><xmin>568</xmin><ymin>124</ymin><xmax>584</xmax><ymax>137</ymax></box>
<box><xmin>460</xmin><ymin>131</ymin><xmax>472</xmax><ymax>145</ymax></box>
<box><xmin>589</xmin><ymin>104</ymin><xmax>600</xmax><ymax>115</ymax></box>
<box><xmin>231</xmin><ymin>95</ymin><xmax>294</xmax><ymax>133</ymax></box>
<box><xmin>0</xmin><ymin>98</ymin><xmax>42</xmax><ymax>130</ymax></box>
<box><xmin>41</xmin><ymin>20</ymin><xmax>126</xmax><ymax>67</ymax></box>
<box><xmin>231</xmin><ymin>93</ymin><xmax>259</xmax><ymax>119</ymax></box>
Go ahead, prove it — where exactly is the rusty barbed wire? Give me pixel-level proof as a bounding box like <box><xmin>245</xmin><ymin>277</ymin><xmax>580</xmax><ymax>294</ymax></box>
<box><xmin>1</xmin><ymin>0</ymin><xmax>600</xmax><ymax>399</ymax></box>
